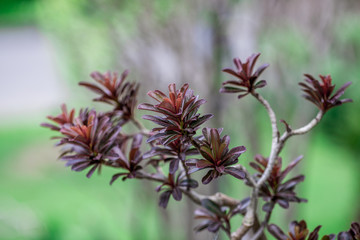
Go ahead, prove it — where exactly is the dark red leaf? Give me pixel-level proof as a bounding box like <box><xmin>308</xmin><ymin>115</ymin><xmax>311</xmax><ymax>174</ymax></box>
<box><xmin>172</xmin><ymin>187</ymin><xmax>182</xmax><ymax>201</ymax></box>
<box><xmin>179</xmin><ymin>179</ymin><xmax>198</xmax><ymax>188</ymax></box>
<box><xmin>110</xmin><ymin>173</ymin><xmax>128</xmax><ymax>185</ymax></box>
<box><xmin>267</xmin><ymin>224</ymin><xmax>288</xmax><ymax>240</ymax></box>
<box><xmin>159</xmin><ymin>191</ymin><xmax>172</xmax><ymax>208</ymax></box>
<box><xmin>224</xmin><ymin>167</ymin><xmax>245</xmax><ymax>180</ymax></box>
<box><xmin>169</xmin><ymin>158</ymin><xmax>180</xmax><ymax>174</ymax></box>
<box><xmin>309</xmin><ymin>225</ymin><xmax>322</xmax><ymax>240</ymax></box>
<box><xmin>280</xmin><ymin>155</ymin><xmax>303</xmax><ymax>181</ymax></box>
<box><xmin>201</xmin><ymin>199</ymin><xmax>223</xmax><ymax>216</ymax></box>
<box><xmin>202</xmin><ymin>170</ymin><xmax>214</xmax><ymax>184</ymax></box>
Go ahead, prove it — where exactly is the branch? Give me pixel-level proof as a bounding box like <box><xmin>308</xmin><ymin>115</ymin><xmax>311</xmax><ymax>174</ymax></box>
<box><xmin>232</xmin><ymin>92</ymin><xmax>279</xmax><ymax>239</ymax></box>
<box><xmin>251</xmin><ymin>92</ymin><xmax>279</xmax><ymax>188</ymax></box>
<box><xmin>251</xmin><ymin>92</ymin><xmax>279</xmax><ymax>140</ymax></box>
<box><xmin>179</xmin><ymin>152</ymin><xmax>191</xmax><ymax>190</ymax></box>
<box><xmin>232</xmin><ymin>164</ymin><xmax>257</xmax><ymax>187</ymax></box>
<box><xmin>136</xmin><ymin>170</ymin><xmax>242</xmax><ymax>208</ymax></box>
<box><xmin>232</xmin><ymin>96</ymin><xmax>325</xmax><ymax>240</ymax></box>
<box><xmin>136</xmin><ymin>171</ymin><xmax>166</xmax><ymax>183</ymax></box>
<box><xmin>250</xmin><ymin>201</ymin><xmax>275</xmax><ymax>240</ymax></box>
<box><xmin>279</xmin><ymin>110</ymin><xmax>324</xmax><ymax>144</ymax></box>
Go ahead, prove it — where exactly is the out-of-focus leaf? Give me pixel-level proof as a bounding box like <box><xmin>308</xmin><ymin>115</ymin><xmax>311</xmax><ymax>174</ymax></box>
<box><xmin>159</xmin><ymin>191</ymin><xmax>172</xmax><ymax>208</ymax></box>
<box><xmin>169</xmin><ymin>158</ymin><xmax>180</xmax><ymax>174</ymax></box>
<box><xmin>224</xmin><ymin>167</ymin><xmax>245</xmax><ymax>180</ymax></box>
<box><xmin>267</xmin><ymin>224</ymin><xmax>288</xmax><ymax>240</ymax></box>
<box><xmin>309</xmin><ymin>225</ymin><xmax>322</xmax><ymax>240</ymax></box>
<box><xmin>202</xmin><ymin>170</ymin><xmax>214</xmax><ymax>185</ymax></box>
<box><xmin>172</xmin><ymin>187</ymin><xmax>182</xmax><ymax>201</ymax></box>
<box><xmin>179</xmin><ymin>179</ymin><xmax>198</xmax><ymax>188</ymax></box>
<box><xmin>201</xmin><ymin>199</ymin><xmax>223</xmax><ymax>216</ymax></box>
<box><xmin>278</xmin><ymin>175</ymin><xmax>305</xmax><ymax>192</ymax></box>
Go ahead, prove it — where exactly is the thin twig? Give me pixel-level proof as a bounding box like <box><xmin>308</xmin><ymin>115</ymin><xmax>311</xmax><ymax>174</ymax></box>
<box><xmin>279</xmin><ymin>110</ymin><xmax>323</xmax><ymax>149</ymax></box>
<box><xmin>250</xmin><ymin>202</ymin><xmax>275</xmax><ymax>240</ymax></box>
<box><xmin>232</xmin><ymin>93</ymin><xmax>325</xmax><ymax>240</ymax></box>
<box><xmin>136</xmin><ymin>170</ymin><xmax>242</xmax><ymax>208</ymax></box>
<box><xmin>251</xmin><ymin>92</ymin><xmax>279</xmax><ymax>189</ymax></box>
<box><xmin>179</xmin><ymin>152</ymin><xmax>191</xmax><ymax>190</ymax></box>
<box><xmin>231</xmin><ymin>93</ymin><xmax>280</xmax><ymax>240</ymax></box>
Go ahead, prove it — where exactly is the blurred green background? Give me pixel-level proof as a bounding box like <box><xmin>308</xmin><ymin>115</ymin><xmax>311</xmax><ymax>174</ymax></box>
<box><xmin>0</xmin><ymin>0</ymin><xmax>359</xmax><ymax>239</ymax></box>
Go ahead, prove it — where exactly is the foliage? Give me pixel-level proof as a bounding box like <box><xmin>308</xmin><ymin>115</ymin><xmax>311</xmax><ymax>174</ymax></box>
<box><xmin>43</xmin><ymin>53</ymin><xmax>357</xmax><ymax>239</ymax></box>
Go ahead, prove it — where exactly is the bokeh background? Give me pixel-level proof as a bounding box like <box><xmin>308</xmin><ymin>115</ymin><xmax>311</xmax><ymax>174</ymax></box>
<box><xmin>0</xmin><ymin>0</ymin><xmax>359</xmax><ymax>239</ymax></box>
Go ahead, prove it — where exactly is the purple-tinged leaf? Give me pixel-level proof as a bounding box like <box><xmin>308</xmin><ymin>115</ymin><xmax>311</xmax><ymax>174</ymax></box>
<box><xmin>237</xmin><ymin>93</ymin><xmax>249</xmax><ymax>99</ymax></box>
<box><xmin>338</xmin><ymin>232</ymin><xmax>353</xmax><ymax>240</ymax></box>
<box><xmin>224</xmin><ymin>167</ymin><xmax>245</xmax><ymax>180</ymax></box>
<box><xmin>196</xmin><ymin>159</ymin><xmax>213</xmax><ymax>169</ymax></box>
<box><xmin>308</xmin><ymin>225</ymin><xmax>322</xmax><ymax>240</ymax></box>
<box><xmin>279</xmin><ymin>155</ymin><xmax>303</xmax><ymax>181</ymax></box>
<box><xmin>194</xmin><ymin>220</ymin><xmax>212</xmax><ymax>232</ymax></box>
<box><xmin>147</xmin><ymin>90</ymin><xmax>166</xmax><ymax>102</ymax></box>
<box><xmin>142</xmin><ymin>115</ymin><xmax>172</xmax><ymax>127</ymax></box>
<box><xmin>79</xmin><ymin>82</ymin><xmax>107</xmax><ymax>96</ymax></box>
<box><xmin>86</xmin><ymin>164</ymin><xmax>98</xmax><ymax>178</ymax></box>
<box><xmin>267</xmin><ymin>224</ymin><xmax>288</xmax><ymax>240</ymax></box>
<box><xmin>194</xmin><ymin>209</ymin><xmax>214</xmax><ymax>219</ymax></box>
<box><xmin>219</xmin><ymin>86</ymin><xmax>246</xmax><ymax>93</ymax></box>
<box><xmin>137</xmin><ymin>103</ymin><xmax>157</xmax><ymax>111</ymax></box>
<box><xmin>146</xmin><ymin>132</ymin><xmax>168</xmax><ymax>143</ymax></box>
<box><xmin>227</xmin><ymin>145</ymin><xmax>246</xmax><ymax>156</ymax></box>
<box><xmin>253</xmin><ymin>63</ymin><xmax>269</xmax><ymax>77</ymax></box>
<box><xmin>159</xmin><ymin>191</ymin><xmax>172</xmax><ymax>208</ymax></box>
<box><xmin>278</xmin><ymin>175</ymin><xmax>305</xmax><ymax>192</ymax></box>
<box><xmin>249</xmin><ymin>162</ymin><xmax>264</xmax><ymax>173</ymax></box>
<box><xmin>185</xmin><ymin>148</ymin><xmax>199</xmax><ymax>156</ymax></box>
<box><xmin>179</xmin><ymin>179</ymin><xmax>198</xmax><ymax>188</ymax></box>
<box><xmin>169</xmin><ymin>158</ymin><xmax>180</xmax><ymax>174</ymax></box>
<box><xmin>262</xmin><ymin>202</ymin><xmax>273</xmax><ymax>212</ymax></box>
<box><xmin>202</xmin><ymin>170</ymin><xmax>214</xmax><ymax>185</ymax></box>
<box><xmin>331</xmin><ymin>82</ymin><xmax>352</xmax><ymax>100</ymax></box>
<box><xmin>161</xmin><ymin>134</ymin><xmax>179</xmax><ymax>146</ymax></box>
<box><xmin>207</xmin><ymin>221</ymin><xmax>222</xmax><ymax>233</ymax></box>
<box><xmin>172</xmin><ymin>187</ymin><xmax>182</xmax><ymax>201</ymax></box>
<box><xmin>110</xmin><ymin>173</ymin><xmax>128</xmax><ymax>185</ymax></box>
<box><xmin>276</xmin><ymin>199</ymin><xmax>289</xmax><ymax>209</ymax></box>
<box><xmin>64</xmin><ymin>159</ymin><xmax>89</xmax><ymax>167</ymax></box>
<box><xmin>222</xmin><ymin>69</ymin><xmax>242</xmax><ymax>79</ymax></box>
<box><xmin>201</xmin><ymin>199</ymin><xmax>223</xmax><ymax>216</ymax></box>
<box><xmin>190</xmin><ymin>114</ymin><xmax>213</xmax><ymax>129</ymax></box>
<box><xmin>71</xmin><ymin>161</ymin><xmax>92</xmax><ymax>171</ymax></box>
<box><xmin>232</xmin><ymin>197</ymin><xmax>250</xmax><ymax>216</ymax></box>
<box><xmin>254</xmin><ymin>80</ymin><xmax>267</xmax><ymax>89</ymax></box>
<box><xmin>40</xmin><ymin>123</ymin><xmax>61</xmax><ymax>131</ymax></box>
